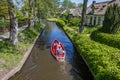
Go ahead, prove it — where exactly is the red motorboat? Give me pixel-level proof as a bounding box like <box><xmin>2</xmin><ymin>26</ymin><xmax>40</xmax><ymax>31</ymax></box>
<box><xmin>51</xmin><ymin>40</ymin><xmax>66</xmax><ymax>61</ymax></box>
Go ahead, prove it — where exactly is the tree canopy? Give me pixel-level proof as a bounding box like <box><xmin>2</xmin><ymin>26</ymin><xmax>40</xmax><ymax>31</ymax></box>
<box><xmin>0</xmin><ymin>0</ymin><xmax>8</xmax><ymax>18</ymax></box>
<box><xmin>61</xmin><ymin>0</ymin><xmax>76</xmax><ymax>9</ymax></box>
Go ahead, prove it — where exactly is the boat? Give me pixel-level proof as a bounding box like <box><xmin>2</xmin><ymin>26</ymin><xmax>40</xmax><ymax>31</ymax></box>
<box><xmin>51</xmin><ymin>40</ymin><xmax>66</xmax><ymax>61</ymax></box>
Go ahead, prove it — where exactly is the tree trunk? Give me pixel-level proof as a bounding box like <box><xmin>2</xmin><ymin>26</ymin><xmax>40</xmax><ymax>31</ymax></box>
<box><xmin>28</xmin><ymin>0</ymin><xmax>34</xmax><ymax>28</ymax></box>
<box><xmin>7</xmin><ymin>0</ymin><xmax>18</xmax><ymax>46</ymax></box>
<box><xmin>79</xmin><ymin>0</ymin><xmax>88</xmax><ymax>33</ymax></box>
<box><xmin>37</xmin><ymin>1</ymin><xmax>41</xmax><ymax>23</ymax></box>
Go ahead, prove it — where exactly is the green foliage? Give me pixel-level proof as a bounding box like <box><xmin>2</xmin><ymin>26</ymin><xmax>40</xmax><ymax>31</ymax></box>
<box><xmin>60</xmin><ymin>12</ymin><xmax>69</xmax><ymax>23</ymax></box>
<box><xmin>56</xmin><ymin>19</ymin><xmax>66</xmax><ymax>27</ymax></box>
<box><xmin>0</xmin><ymin>0</ymin><xmax>8</xmax><ymax>17</ymax></box>
<box><xmin>16</xmin><ymin>10</ymin><xmax>28</xmax><ymax>22</ymax></box>
<box><xmin>0</xmin><ymin>39</ymin><xmax>22</xmax><ymax>69</ymax></box>
<box><xmin>69</xmin><ymin>25</ymin><xmax>101</xmax><ymax>34</ymax></box>
<box><xmin>91</xmin><ymin>30</ymin><xmax>120</xmax><ymax>49</ymax></box>
<box><xmin>0</xmin><ymin>23</ymin><xmax>44</xmax><ymax>70</ymax></box>
<box><xmin>0</xmin><ymin>20</ymin><xmax>9</xmax><ymax>28</ymax></box>
<box><xmin>47</xmin><ymin>18</ymin><xmax>66</xmax><ymax>28</ymax></box>
<box><xmin>77</xmin><ymin>3</ymin><xmax>83</xmax><ymax>8</ymax></box>
<box><xmin>0</xmin><ymin>20</ymin><xmax>10</xmax><ymax>34</ymax></box>
<box><xmin>18</xmin><ymin>16</ymin><xmax>28</xmax><ymax>22</ymax></box>
<box><xmin>61</xmin><ymin>0</ymin><xmax>76</xmax><ymax>8</ymax></box>
<box><xmin>83</xmin><ymin>26</ymin><xmax>102</xmax><ymax>34</ymax></box>
<box><xmin>103</xmin><ymin>4</ymin><xmax>120</xmax><ymax>34</ymax></box>
<box><xmin>72</xmin><ymin>26</ymin><xmax>79</xmax><ymax>31</ymax></box>
<box><xmin>64</xmin><ymin>27</ymin><xmax>120</xmax><ymax>80</ymax></box>
<box><xmin>68</xmin><ymin>17</ymin><xmax>81</xmax><ymax>26</ymax></box>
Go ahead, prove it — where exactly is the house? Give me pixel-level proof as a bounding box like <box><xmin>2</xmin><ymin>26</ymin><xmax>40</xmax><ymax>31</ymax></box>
<box><xmin>85</xmin><ymin>0</ymin><xmax>120</xmax><ymax>26</ymax></box>
<box><xmin>61</xmin><ymin>8</ymin><xmax>82</xmax><ymax>19</ymax></box>
<box><xmin>68</xmin><ymin>8</ymin><xmax>82</xmax><ymax>18</ymax></box>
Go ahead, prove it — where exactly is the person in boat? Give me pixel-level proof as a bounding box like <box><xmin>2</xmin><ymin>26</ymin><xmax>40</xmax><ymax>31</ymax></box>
<box><xmin>56</xmin><ymin>43</ymin><xmax>64</xmax><ymax>54</ymax></box>
<box><xmin>53</xmin><ymin>42</ymin><xmax>58</xmax><ymax>48</ymax></box>
<box><xmin>57</xmin><ymin>47</ymin><xmax>63</xmax><ymax>54</ymax></box>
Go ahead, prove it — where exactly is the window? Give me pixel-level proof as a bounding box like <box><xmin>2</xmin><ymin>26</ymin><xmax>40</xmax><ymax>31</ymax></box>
<box><xmin>103</xmin><ymin>5</ymin><xmax>106</xmax><ymax>8</ymax></box>
<box><xmin>98</xmin><ymin>17</ymin><xmax>101</xmax><ymax>25</ymax></box>
<box><xmin>94</xmin><ymin>16</ymin><xmax>96</xmax><ymax>26</ymax></box>
<box><xmin>89</xmin><ymin>16</ymin><xmax>93</xmax><ymax>25</ymax></box>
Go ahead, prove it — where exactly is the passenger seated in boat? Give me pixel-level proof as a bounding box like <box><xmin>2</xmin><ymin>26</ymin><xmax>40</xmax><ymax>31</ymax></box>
<box><xmin>56</xmin><ymin>43</ymin><xmax>63</xmax><ymax>54</ymax></box>
<box><xmin>53</xmin><ymin>42</ymin><xmax>58</xmax><ymax>48</ymax></box>
<box><xmin>57</xmin><ymin>47</ymin><xmax>63</xmax><ymax>54</ymax></box>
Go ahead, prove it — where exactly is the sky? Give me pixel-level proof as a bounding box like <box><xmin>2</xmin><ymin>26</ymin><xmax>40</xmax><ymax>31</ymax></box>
<box><xmin>70</xmin><ymin>0</ymin><xmax>111</xmax><ymax>6</ymax></box>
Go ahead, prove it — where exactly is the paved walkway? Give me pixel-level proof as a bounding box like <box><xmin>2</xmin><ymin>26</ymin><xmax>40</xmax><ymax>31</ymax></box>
<box><xmin>0</xmin><ymin>25</ymin><xmax>28</xmax><ymax>41</ymax></box>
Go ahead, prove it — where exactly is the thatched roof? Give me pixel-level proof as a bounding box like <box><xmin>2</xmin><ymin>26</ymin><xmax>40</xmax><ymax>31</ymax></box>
<box><xmin>86</xmin><ymin>0</ymin><xmax>120</xmax><ymax>15</ymax></box>
<box><xmin>61</xmin><ymin>8</ymin><xmax>82</xmax><ymax>17</ymax></box>
<box><xmin>69</xmin><ymin>8</ymin><xmax>82</xmax><ymax>17</ymax></box>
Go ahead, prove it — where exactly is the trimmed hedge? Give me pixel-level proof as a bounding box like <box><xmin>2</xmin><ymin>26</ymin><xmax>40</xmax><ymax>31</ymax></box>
<box><xmin>56</xmin><ymin>19</ymin><xmax>65</xmax><ymax>27</ymax></box>
<box><xmin>68</xmin><ymin>17</ymin><xmax>81</xmax><ymax>26</ymax></box>
<box><xmin>64</xmin><ymin>27</ymin><xmax>120</xmax><ymax>80</ymax></box>
<box><xmin>91</xmin><ymin>30</ymin><xmax>120</xmax><ymax>49</ymax></box>
<box><xmin>83</xmin><ymin>27</ymin><xmax>100</xmax><ymax>34</ymax></box>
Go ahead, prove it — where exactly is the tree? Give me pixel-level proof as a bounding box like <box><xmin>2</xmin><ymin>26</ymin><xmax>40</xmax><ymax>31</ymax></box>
<box><xmin>28</xmin><ymin>0</ymin><xmax>34</xmax><ymax>28</ymax></box>
<box><xmin>20</xmin><ymin>0</ymin><xmax>60</xmax><ymax>23</ymax></box>
<box><xmin>103</xmin><ymin>4</ymin><xmax>120</xmax><ymax>34</ymax></box>
<box><xmin>68</xmin><ymin>1</ymin><xmax>76</xmax><ymax>8</ymax></box>
<box><xmin>0</xmin><ymin>0</ymin><xmax>9</xmax><ymax>18</ymax></box>
<box><xmin>35</xmin><ymin>0</ymin><xmax>60</xmax><ymax>19</ymax></box>
<box><xmin>61</xmin><ymin>0</ymin><xmax>76</xmax><ymax>9</ymax></box>
<box><xmin>7</xmin><ymin>0</ymin><xmax>18</xmax><ymax>46</ymax></box>
<box><xmin>79</xmin><ymin>0</ymin><xmax>88</xmax><ymax>33</ymax></box>
<box><xmin>77</xmin><ymin>3</ymin><xmax>83</xmax><ymax>8</ymax></box>
<box><xmin>61</xmin><ymin>0</ymin><xmax>69</xmax><ymax>9</ymax></box>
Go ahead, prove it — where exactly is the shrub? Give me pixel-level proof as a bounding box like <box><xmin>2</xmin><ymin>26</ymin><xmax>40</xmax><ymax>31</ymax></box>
<box><xmin>68</xmin><ymin>17</ymin><xmax>81</xmax><ymax>26</ymax></box>
<box><xmin>60</xmin><ymin>12</ymin><xmax>69</xmax><ymax>20</ymax></box>
<box><xmin>72</xmin><ymin>26</ymin><xmax>79</xmax><ymax>31</ymax></box>
<box><xmin>0</xmin><ymin>20</ymin><xmax>10</xmax><ymax>28</ymax></box>
<box><xmin>47</xmin><ymin>18</ymin><xmax>66</xmax><ymax>27</ymax></box>
<box><xmin>103</xmin><ymin>4</ymin><xmax>120</xmax><ymax>34</ymax></box>
<box><xmin>83</xmin><ymin>27</ymin><xmax>97</xmax><ymax>34</ymax></box>
<box><xmin>64</xmin><ymin>27</ymin><xmax>120</xmax><ymax>80</ymax></box>
<box><xmin>56</xmin><ymin>19</ymin><xmax>65</xmax><ymax>27</ymax></box>
<box><xmin>91</xmin><ymin>30</ymin><xmax>120</xmax><ymax>49</ymax></box>
<box><xmin>18</xmin><ymin>16</ymin><xmax>28</xmax><ymax>22</ymax></box>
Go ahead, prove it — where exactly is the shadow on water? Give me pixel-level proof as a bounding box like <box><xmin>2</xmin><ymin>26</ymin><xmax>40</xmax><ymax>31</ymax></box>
<box><xmin>9</xmin><ymin>21</ymin><xmax>94</xmax><ymax>80</ymax></box>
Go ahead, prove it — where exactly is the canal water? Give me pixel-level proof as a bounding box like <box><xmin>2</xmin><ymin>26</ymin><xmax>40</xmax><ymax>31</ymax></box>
<box><xmin>9</xmin><ymin>21</ymin><xmax>94</xmax><ymax>80</ymax></box>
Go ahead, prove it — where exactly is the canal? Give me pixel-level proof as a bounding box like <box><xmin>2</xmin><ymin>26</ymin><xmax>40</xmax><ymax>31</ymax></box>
<box><xmin>9</xmin><ymin>21</ymin><xmax>94</xmax><ymax>80</ymax></box>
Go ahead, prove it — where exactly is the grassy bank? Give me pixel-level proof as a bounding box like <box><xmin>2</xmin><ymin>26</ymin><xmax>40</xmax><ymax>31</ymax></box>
<box><xmin>64</xmin><ymin>27</ymin><xmax>120</xmax><ymax>80</ymax></box>
<box><xmin>0</xmin><ymin>23</ymin><xmax>44</xmax><ymax>75</ymax></box>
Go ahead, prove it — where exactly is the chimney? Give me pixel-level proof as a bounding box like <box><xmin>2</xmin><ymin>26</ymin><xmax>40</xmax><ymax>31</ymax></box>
<box><xmin>91</xmin><ymin>1</ymin><xmax>96</xmax><ymax>14</ymax></box>
<box><xmin>92</xmin><ymin>1</ymin><xmax>96</xmax><ymax>5</ymax></box>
